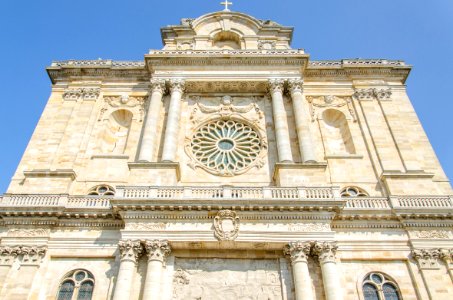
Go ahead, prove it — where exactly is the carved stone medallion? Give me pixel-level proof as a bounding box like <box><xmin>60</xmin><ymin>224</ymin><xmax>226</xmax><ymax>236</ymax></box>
<box><xmin>214</xmin><ymin>210</ymin><xmax>240</xmax><ymax>241</ymax></box>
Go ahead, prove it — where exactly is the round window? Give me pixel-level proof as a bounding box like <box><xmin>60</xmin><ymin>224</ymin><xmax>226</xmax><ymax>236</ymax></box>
<box><xmin>189</xmin><ymin>119</ymin><xmax>264</xmax><ymax>176</ymax></box>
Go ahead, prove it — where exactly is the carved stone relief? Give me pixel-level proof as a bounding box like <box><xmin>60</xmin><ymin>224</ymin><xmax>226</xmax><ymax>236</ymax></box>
<box><xmin>7</xmin><ymin>228</ymin><xmax>50</xmax><ymax>237</ymax></box>
<box><xmin>411</xmin><ymin>230</ymin><xmax>451</xmax><ymax>239</ymax></box>
<box><xmin>412</xmin><ymin>249</ymin><xmax>441</xmax><ymax>269</ymax></box>
<box><xmin>353</xmin><ymin>88</ymin><xmax>392</xmax><ymax>101</ymax></box>
<box><xmin>99</xmin><ymin>94</ymin><xmax>147</xmax><ymax>122</ymax></box>
<box><xmin>306</xmin><ymin>95</ymin><xmax>357</xmax><ymax>122</ymax></box>
<box><xmin>288</xmin><ymin>223</ymin><xmax>331</xmax><ymax>232</ymax></box>
<box><xmin>172</xmin><ymin>258</ymin><xmax>285</xmax><ymax>300</ymax></box>
<box><xmin>125</xmin><ymin>222</ymin><xmax>167</xmax><ymax>231</ymax></box>
<box><xmin>214</xmin><ymin>210</ymin><xmax>240</xmax><ymax>241</ymax></box>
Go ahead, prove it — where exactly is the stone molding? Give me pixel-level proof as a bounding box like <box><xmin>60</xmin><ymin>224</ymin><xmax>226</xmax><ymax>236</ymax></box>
<box><xmin>412</xmin><ymin>248</ymin><xmax>441</xmax><ymax>269</ymax></box>
<box><xmin>283</xmin><ymin>241</ymin><xmax>311</xmax><ymax>263</ymax></box>
<box><xmin>353</xmin><ymin>88</ymin><xmax>392</xmax><ymax>101</ymax></box>
<box><xmin>118</xmin><ymin>240</ymin><xmax>143</xmax><ymax>264</ymax></box>
<box><xmin>144</xmin><ymin>240</ymin><xmax>171</xmax><ymax>262</ymax></box>
<box><xmin>312</xmin><ymin>241</ymin><xmax>338</xmax><ymax>264</ymax></box>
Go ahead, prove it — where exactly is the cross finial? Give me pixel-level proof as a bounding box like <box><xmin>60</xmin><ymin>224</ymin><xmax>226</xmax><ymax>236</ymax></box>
<box><xmin>220</xmin><ymin>0</ymin><xmax>233</xmax><ymax>11</ymax></box>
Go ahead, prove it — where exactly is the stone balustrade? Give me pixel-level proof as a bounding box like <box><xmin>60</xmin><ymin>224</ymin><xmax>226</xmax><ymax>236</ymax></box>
<box><xmin>0</xmin><ymin>193</ymin><xmax>451</xmax><ymax>214</ymax></box>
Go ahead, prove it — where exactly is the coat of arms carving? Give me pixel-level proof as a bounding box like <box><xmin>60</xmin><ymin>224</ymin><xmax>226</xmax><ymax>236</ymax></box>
<box><xmin>214</xmin><ymin>210</ymin><xmax>240</xmax><ymax>241</ymax></box>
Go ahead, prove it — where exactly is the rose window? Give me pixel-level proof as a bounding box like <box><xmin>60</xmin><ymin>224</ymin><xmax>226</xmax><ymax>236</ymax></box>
<box><xmin>189</xmin><ymin>119</ymin><xmax>263</xmax><ymax>176</ymax></box>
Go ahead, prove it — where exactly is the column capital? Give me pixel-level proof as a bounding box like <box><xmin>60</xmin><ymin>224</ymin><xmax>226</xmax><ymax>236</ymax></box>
<box><xmin>440</xmin><ymin>248</ymin><xmax>453</xmax><ymax>262</ymax></box>
<box><xmin>412</xmin><ymin>248</ymin><xmax>441</xmax><ymax>269</ymax></box>
<box><xmin>283</xmin><ymin>241</ymin><xmax>311</xmax><ymax>263</ymax></box>
<box><xmin>144</xmin><ymin>240</ymin><xmax>171</xmax><ymax>262</ymax></box>
<box><xmin>313</xmin><ymin>241</ymin><xmax>338</xmax><ymax>264</ymax></box>
<box><xmin>268</xmin><ymin>79</ymin><xmax>285</xmax><ymax>94</ymax></box>
<box><xmin>0</xmin><ymin>246</ymin><xmax>20</xmax><ymax>266</ymax></box>
<box><xmin>150</xmin><ymin>79</ymin><xmax>166</xmax><ymax>94</ymax></box>
<box><xmin>287</xmin><ymin>79</ymin><xmax>304</xmax><ymax>94</ymax></box>
<box><xmin>19</xmin><ymin>245</ymin><xmax>47</xmax><ymax>266</ymax></box>
<box><xmin>169</xmin><ymin>79</ymin><xmax>186</xmax><ymax>94</ymax></box>
<box><xmin>118</xmin><ymin>240</ymin><xmax>143</xmax><ymax>263</ymax></box>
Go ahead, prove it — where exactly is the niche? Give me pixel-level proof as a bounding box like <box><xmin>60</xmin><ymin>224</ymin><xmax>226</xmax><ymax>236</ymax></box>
<box><xmin>322</xmin><ymin>109</ymin><xmax>356</xmax><ymax>154</ymax></box>
<box><xmin>99</xmin><ymin>109</ymin><xmax>132</xmax><ymax>154</ymax></box>
<box><xmin>212</xmin><ymin>31</ymin><xmax>241</xmax><ymax>50</ymax></box>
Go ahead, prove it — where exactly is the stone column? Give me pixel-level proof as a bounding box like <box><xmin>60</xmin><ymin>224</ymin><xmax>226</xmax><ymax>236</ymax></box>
<box><xmin>283</xmin><ymin>241</ymin><xmax>314</xmax><ymax>300</ymax></box>
<box><xmin>313</xmin><ymin>242</ymin><xmax>343</xmax><ymax>300</ymax></box>
<box><xmin>288</xmin><ymin>79</ymin><xmax>316</xmax><ymax>163</ymax></box>
<box><xmin>440</xmin><ymin>249</ymin><xmax>453</xmax><ymax>283</ymax></box>
<box><xmin>142</xmin><ymin>240</ymin><xmax>171</xmax><ymax>300</ymax></box>
<box><xmin>161</xmin><ymin>79</ymin><xmax>185</xmax><ymax>162</ymax></box>
<box><xmin>138</xmin><ymin>79</ymin><xmax>166</xmax><ymax>162</ymax></box>
<box><xmin>0</xmin><ymin>246</ymin><xmax>19</xmax><ymax>296</ymax></box>
<box><xmin>7</xmin><ymin>246</ymin><xmax>47</xmax><ymax>299</ymax></box>
<box><xmin>268</xmin><ymin>79</ymin><xmax>293</xmax><ymax>162</ymax></box>
<box><xmin>112</xmin><ymin>240</ymin><xmax>143</xmax><ymax>300</ymax></box>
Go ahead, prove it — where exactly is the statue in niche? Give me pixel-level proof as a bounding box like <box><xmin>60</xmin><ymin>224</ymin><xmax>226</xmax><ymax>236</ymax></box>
<box><xmin>99</xmin><ymin>109</ymin><xmax>132</xmax><ymax>154</ymax></box>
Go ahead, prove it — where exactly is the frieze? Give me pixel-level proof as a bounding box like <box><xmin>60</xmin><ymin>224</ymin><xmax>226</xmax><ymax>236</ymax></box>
<box><xmin>7</xmin><ymin>228</ymin><xmax>50</xmax><ymax>237</ymax></box>
<box><xmin>184</xmin><ymin>81</ymin><xmax>268</xmax><ymax>93</ymax></box>
<box><xmin>411</xmin><ymin>230</ymin><xmax>451</xmax><ymax>239</ymax></box>
<box><xmin>288</xmin><ymin>223</ymin><xmax>331</xmax><ymax>232</ymax></box>
<box><xmin>125</xmin><ymin>222</ymin><xmax>167</xmax><ymax>231</ymax></box>
<box><xmin>306</xmin><ymin>95</ymin><xmax>357</xmax><ymax>122</ymax></box>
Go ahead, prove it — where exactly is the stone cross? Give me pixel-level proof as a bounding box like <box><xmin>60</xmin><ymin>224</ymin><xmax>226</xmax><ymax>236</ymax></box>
<box><xmin>221</xmin><ymin>0</ymin><xmax>233</xmax><ymax>11</ymax></box>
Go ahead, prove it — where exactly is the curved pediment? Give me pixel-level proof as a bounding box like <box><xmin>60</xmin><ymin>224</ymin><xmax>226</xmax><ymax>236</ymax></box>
<box><xmin>160</xmin><ymin>11</ymin><xmax>294</xmax><ymax>50</ymax></box>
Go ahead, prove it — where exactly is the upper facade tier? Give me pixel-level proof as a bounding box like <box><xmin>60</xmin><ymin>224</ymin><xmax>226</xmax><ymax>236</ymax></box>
<box><xmin>160</xmin><ymin>11</ymin><xmax>294</xmax><ymax>50</ymax></box>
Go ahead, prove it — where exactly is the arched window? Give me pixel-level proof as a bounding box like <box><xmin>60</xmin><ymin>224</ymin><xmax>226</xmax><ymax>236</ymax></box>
<box><xmin>340</xmin><ymin>186</ymin><xmax>368</xmax><ymax>197</ymax></box>
<box><xmin>57</xmin><ymin>269</ymin><xmax>95</xmax><ymax>300</ymax></box>
<box><xmin>362</xmin><ymin>272</ymin><xmax>401</xmax><ymax>300</ymax></box>
<box><xmin>88</xmin><ymin>185</ymin><xmax>115</xmax><ymax>196</ymax></box>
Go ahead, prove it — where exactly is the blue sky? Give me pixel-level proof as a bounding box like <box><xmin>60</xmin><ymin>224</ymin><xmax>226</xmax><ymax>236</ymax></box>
<box><xmin>0</xmin><ymin>0</ymin><xmax>452</xmax><ymax>193</ymax></box>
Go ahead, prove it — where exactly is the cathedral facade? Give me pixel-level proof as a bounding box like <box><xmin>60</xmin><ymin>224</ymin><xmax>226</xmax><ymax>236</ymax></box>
<box><xmin>0</xmin><ymin>9</ymin><xmax>452</xmax><ymax>300</ymax></box>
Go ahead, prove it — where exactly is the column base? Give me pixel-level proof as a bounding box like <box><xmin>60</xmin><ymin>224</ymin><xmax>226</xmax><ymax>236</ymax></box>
<box><xmin>273</xmin><ymin>162</ymin><xmax>327</xmax><ymax>187</ymax></box>
<box><xmin>128</xmin><ymin>162</ymin><xmax>180</xmax><ymax>185</ymax></box>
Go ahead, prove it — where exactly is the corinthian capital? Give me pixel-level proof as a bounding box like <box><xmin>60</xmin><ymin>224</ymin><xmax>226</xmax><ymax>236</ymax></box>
<box><xmin>118</xmin><ymin>240</ymin><xmax>143</xmax><ymax>263</ymax></box>
<box><xmin>144</xmin><ymin>240</ymin><xmax>171</xmax><ymax>262</ymax></box>
<box><xmin>283</xmin><ymin>241</ymin><xmax>311</xmax><ymax>263</ymax></box>
<box><xmin>412</xmin><ymin>248</ymin><xmax>441</xmax><ymax>269</ymax></box>
<box><xmin>268</xmin><ymin>79</ymin><xmax>285</xmax><ymax>94</ymax></box>
<box><xmin>19</xmin><ymin>246</ymin><xmax>47</xmax><ymax>266</ymax></box>
<box><xmin>312</xmin><ymin>241</ymin><xmax>338</xmax><ymax>264</ymax></box>
<box><xmin>169</xmin><ymin>79</ymin><xmax>186</xmax><ymax>94</ymax></box>
<box><xmin>150</xmin><ymin>79</ymin><xmax>166</xmax><ymax>94</ymax></box>
<box><xmin>0</xmin><ymin>246</ymin><xmax>20</xmax><ymax>266</ymax></box>
<box><xmin>287</xmin><ymin>79</ymin><xmax>304</xmax><ymax>94</ymax></box>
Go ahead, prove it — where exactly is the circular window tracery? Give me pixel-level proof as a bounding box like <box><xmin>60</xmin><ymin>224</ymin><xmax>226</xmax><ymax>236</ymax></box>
<box><xmin>189</xmin><ymin>119</ymin><xmax>264</xmax><ymax>176</ymax></box>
